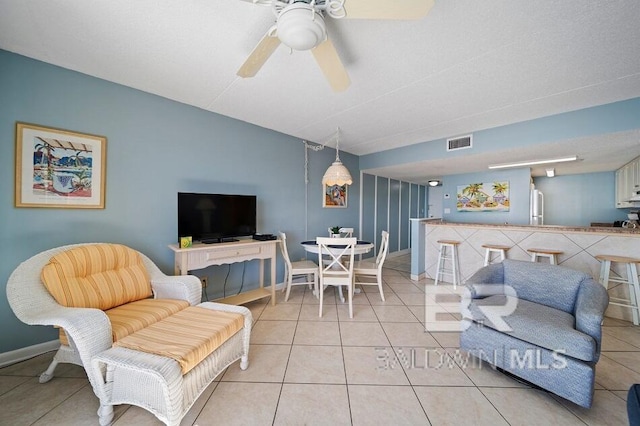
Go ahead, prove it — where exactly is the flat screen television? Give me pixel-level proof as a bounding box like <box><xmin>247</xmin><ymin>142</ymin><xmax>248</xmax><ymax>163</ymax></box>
<box><xmin>178</xmin><ymin>192</ymin><xmax>257</xmax><ymax>243</ymax></box>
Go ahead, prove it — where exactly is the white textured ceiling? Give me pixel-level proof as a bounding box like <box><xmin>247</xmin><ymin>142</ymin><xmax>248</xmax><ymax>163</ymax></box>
<box><xmin>1</xmin><ymin>0</ymin><xmax>640</xmax><ymax>183</ymax></box>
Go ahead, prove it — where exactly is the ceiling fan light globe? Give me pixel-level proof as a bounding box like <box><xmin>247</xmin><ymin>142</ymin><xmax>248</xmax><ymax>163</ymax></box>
<box><xmin>277</xmin><ymin>3</ymin><xmax>326</xmax><ymax>50</ymax></box>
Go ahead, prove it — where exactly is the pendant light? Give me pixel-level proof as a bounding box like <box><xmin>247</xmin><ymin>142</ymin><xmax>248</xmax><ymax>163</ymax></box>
<box><xmin>322</xmin><ymin>128</ymin><xmax>353</xmax><ymax>186</ymax></box>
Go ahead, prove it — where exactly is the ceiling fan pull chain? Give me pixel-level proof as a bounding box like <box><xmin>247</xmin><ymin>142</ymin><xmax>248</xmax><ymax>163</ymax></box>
<box><xmin>309</xmin><ymin>0</ymin><xmax>317</xmax><ymax>20</ymax></box>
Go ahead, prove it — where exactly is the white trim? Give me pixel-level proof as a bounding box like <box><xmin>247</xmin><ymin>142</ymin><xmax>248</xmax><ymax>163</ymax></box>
<box><xmin>374</xmin><ymin>177</ymin><xmax>378</xmax><ymax>250</ymax></box>
<box><xmin>386</xmin><ymin>177</ymin><xmax>390</xmax><ymax>239</ymax></box>
<box><xmin>397</xmin><ymin>181</ymin><xmax>402</xmax><ymax>251</ymax></box>
<box><xmin>358</xmin><ymin>171</ymin><xmax>364</xmax><ymax>261</ymax></box>
<box><xmin>411</xmin><ymin>272</ymin><xmax>426</xmax><ymax>281</ymax></box>
<box><xmin>387</xmin><ymin>248</ymin><xmax>410</xmax><ymax>258</ymax></box>
<box><xmin>0</xmin><ymin>340</ymin><xmax>60</xmax><ymax>368</ymax></box>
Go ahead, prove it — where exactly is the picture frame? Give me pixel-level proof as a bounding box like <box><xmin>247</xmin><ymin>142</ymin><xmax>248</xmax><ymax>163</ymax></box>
<box><xmin>456</xmin><ymin>181</ymin><xmax>510</xmax><ymax>212</ymax></box>
<box><xmin>15</xmin><ymin>122</ymin><xmax>107</xmax><ymax>209</ymax></box>
<box><xmin>323</xmin><ymin>183</ymin><xmax>347</xmax><ymax>208</ymax></box>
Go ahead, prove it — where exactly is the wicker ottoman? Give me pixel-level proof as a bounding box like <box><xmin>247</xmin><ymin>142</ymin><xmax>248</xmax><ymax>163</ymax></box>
<box><xmin>91</xmin><ymin>302</ymin><xmax>251</xmax><ymax>426</ymax></box>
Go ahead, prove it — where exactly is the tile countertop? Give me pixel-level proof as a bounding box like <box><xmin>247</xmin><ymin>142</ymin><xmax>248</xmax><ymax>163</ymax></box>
<box><xmin>425</xmin><ymin>221</ymin><xmax>640</xmax><ymax>235</ymax></box>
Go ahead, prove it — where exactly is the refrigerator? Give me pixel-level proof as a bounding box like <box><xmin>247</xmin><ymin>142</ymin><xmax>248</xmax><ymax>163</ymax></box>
<box><xmin>530</xmin><ymin>188</ymin><xmax>544</xmax><ymax>225</ymax></box>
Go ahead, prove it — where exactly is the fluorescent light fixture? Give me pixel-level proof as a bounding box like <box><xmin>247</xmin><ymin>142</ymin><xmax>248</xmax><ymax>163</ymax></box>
<box><xmin>428</xmin><ymin>180</ymin><xmax>439</xmax><ymax>187</ymax></box>
<box><xmin>546</xmin><ymin>168</ymin><xmax>555</xmax><ymax>177</ymax></box>
<box><xmin>488</xmin><ymin>155</ymin><xmax>578</xmax><ymax>170</ymax></box>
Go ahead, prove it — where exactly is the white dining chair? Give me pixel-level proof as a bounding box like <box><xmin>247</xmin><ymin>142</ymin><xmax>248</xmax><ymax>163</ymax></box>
<box><xmin>279</xmin><ymin>232</ymin><xmax>318</xmax><ymax>301</ymax></box>
<box><xmin>327</xmin><ymin>227</ymin><xmax>355</xmax><ymax>238</ymax></box>
<box><xmin>339</xmin><ymin>227</ymin><xmax>354</xmax><ymax>238</ymax></box>
<box><xmin>316</xmin><ymin>237</ymin><xmax>356</xmax><ymax>318</ymax></box>
<box><xmin>353</xmin><ymin>230</ymin><xmax>389</xmax><ymax>301</ymax></box>
<box><xmin>325</xmin><ymin>228</ymin><xmax>355</xmax><ymax>269</ymax></box>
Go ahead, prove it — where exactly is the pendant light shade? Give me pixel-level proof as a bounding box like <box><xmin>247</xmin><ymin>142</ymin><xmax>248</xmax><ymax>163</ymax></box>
<box><xmin>322</xmin><ymin>128</ymin><xmax>353</xmax><ymax>186</ymax></box>
<box><xmin>322</xmin><ymin>160</ymin><xmax>353</xmax><ymax>186</ymax></box>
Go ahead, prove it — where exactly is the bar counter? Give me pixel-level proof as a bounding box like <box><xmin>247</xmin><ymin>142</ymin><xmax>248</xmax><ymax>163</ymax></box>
<box><xmin>410</xmin><ymin>219</ymin><xmax>640</xmax><ymax>322</ymax></box>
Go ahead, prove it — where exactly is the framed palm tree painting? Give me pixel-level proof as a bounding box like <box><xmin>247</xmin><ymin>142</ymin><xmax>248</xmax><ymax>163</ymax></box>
<box><xmin>457</xmin><ymin>181</ymin><xmax>509</xmax><ymax>212</ymax></box>
<box><xmin>15</xmin><ymin>122</ymin><xmax>107</xmax><ymax>208</ymax></box>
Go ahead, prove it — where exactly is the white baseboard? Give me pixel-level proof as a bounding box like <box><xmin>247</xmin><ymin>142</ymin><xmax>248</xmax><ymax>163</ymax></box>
<box><xmin>387</xmin><ymin>249</ymin><xmax>410</xmax><ymax>258</ymax></box>
<box><xmin>410</xmin><ymin>272</ymin><xmax>426</xmax><ymax>281</ymax></box>
<box><xmin>0</xmin><ymin>340</ymin><xmax>59</xmax><ymax>368</ymax></box>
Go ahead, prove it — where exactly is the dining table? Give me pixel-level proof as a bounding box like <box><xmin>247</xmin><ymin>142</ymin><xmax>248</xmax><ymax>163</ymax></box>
<box><xmin>300</xmin><ymin>239</ymin><xmax>374</xmax><ymax>299</ymax></box>
<box><xmin>300</xmin><ymin>240</ymin><xmax>374</xmax><ymax>256</ymax></box>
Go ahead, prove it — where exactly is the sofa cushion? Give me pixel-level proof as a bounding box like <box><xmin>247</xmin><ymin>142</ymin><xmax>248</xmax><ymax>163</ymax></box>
<box><xmin>501</xmin><ymin>259</ymin><xmax>589</xmax><ymax>314</ymax></box>
<box><xmin>466</xmin><ymin>295</ymin><xmax>596</xmax><ymax>362</ymax></box>
<box><xmin>114</xmin><ymin>306</ymin><xmax>244</xmax><ymax>374</ymax></box>
<box><xmin>41</xmin><ymin>244</ymin><xmax>152</xmax><ymax>310</ymax></box>
<box><xmin>58</xmin><ymin>298</ymin><xmax>190</xmax><ymax>345</ymax></box>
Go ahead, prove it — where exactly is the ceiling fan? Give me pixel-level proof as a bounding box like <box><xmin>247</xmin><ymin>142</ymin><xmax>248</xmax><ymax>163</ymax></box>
<box><xmin>237</xmin><ymin>0</ymin><xmax>435</xmax><ymax>92</ymax></box>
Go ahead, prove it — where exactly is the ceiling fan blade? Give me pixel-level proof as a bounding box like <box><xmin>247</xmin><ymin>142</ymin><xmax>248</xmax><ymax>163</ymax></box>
<box><xmin>342</xmin><ymin>0</ymin><xmax>434</xmax><ymax>20</ymax></box>
<box><xmin>311</xmin><ymin>38</ymin><xmax>350</xmax><ymax>92</ymax></box>
<box><xmin>237</xmin><ymin>31</ymin><xmax>281</xmax><ymax>78</ymax></box>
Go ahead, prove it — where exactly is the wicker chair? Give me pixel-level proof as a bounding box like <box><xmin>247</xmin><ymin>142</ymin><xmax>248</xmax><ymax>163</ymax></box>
<box><xmin>6</xmin><ymin>243</ymin><xmax>252</xmax><ymax>426</ymax></box>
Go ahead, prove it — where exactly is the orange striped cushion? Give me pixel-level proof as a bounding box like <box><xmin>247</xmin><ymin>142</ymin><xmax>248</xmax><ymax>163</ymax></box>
<box><xmin>114</xmin><ymin>306</ymin><xmax>244</xmax><ymax>374</ymax></box>
<box><xmin>108</xmin><ymin>299</ymin><xmax>190</xmax><ymax>341</ymax></box>
<box><xmin>41</xmin><ymin>244</ymin><xmax>152</xmax><ymax>310</ymax></box>
<box><xmin>58</xmin><ymin>298</ymin><xmax>190</xmax><ymax>345</ymax></box>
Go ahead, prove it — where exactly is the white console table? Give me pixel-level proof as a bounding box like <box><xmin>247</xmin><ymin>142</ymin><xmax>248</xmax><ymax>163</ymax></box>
<box><xmin>168</xmin><ymin>239</ymin><xmax>278</xmax><ymax>306</ymax></box>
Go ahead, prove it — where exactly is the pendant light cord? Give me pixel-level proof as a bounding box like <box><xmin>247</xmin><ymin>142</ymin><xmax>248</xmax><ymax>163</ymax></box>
<box><xmin>334</xmin><ymin>127</ymin><xmax>341</xmax><ymax>162</ymax></box>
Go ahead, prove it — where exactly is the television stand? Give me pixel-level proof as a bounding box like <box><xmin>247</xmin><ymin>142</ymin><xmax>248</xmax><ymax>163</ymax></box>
<box><xmin>168</xmin><ymin>239</ymin><xmax>278</xmax><ymax>306</ymax></box>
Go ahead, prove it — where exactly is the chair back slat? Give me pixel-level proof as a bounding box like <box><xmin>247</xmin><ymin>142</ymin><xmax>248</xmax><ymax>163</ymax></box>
<box><xmin>278</xmin><ymin>232</ymin><xmax>292</xmax><ymax>267</ymax></box>
<box><xmin>316</xmin><ymin>237</ymin><xmax>356</xmax><ymax>277</ymax></box>
<box><xmin>376</xmin><ymin>231</ymin><xmax>390</xmax><ymax>268</ymax></box>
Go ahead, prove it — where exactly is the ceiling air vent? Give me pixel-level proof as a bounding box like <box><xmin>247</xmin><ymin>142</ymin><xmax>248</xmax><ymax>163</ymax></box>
<box><xmin>447</xmin><ymin>134</ymin><xmax>473</xmax><ymax>151</ymax></box>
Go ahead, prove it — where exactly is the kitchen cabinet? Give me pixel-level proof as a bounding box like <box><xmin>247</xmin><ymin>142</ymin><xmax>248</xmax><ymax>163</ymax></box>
<box><xmin>616</xmin><ymin>156</ymin><xmax>640</xmax><ymax>208</ymax></box>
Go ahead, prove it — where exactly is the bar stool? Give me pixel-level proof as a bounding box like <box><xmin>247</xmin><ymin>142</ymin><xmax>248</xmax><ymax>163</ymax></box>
<box><xmin>481</xmin><ymin>244</ymin><xmax>510</xmax><ymax>266</ymax></box>
<box><xmin>527</xmin><ymin>248</ymin><xmax>563</xmax><ymax>265</ymax></box>
<box><xmin>435</xmin><ymin>240</ymin><xmax>461</xmax><ymax>289</ymax></box>
<box><xmin>595</xmin><ymin>254</ymin><xmax>640</xmax><ymax>325</ymax></box>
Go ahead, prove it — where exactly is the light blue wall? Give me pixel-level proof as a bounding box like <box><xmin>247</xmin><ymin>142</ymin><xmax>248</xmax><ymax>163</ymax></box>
<box><xmin>360</xmin><ymin>174</ymin><xmax>426</xmax><ymax>258</ymax></box>
<box><xmin>533</xmin><ymin>172</ymin><xmax>629</xmax><ymax>226</ymax></box>
<box><xmin>400</xmin><ymin>181</ymin><xmax>411</xmax><ymax>249</ymax></box>
<box><xmin>0</xmin><ymin>50</ymin><xmax>359</xmax><ymax>353</ymax></box>
<box><xmin>443</xmin><ymin>168</ymin><xmax>531</xmax><ymax>224</ymax></box>
<box><xmin>359</xmin><ymin>96</ymin><xmax>640</xmax><ymax>228</ymax></box>
<box><xmin>360</xmin><ymin>97</ymin><xmax>640</xmax><ymax>171</ymax></box>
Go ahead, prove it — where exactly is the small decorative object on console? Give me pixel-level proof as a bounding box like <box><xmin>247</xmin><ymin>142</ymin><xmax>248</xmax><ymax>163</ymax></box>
<box><xmin>180</xmin><ymin>236</ymin><xmax>192</xmax><ymax>248</ymax></box>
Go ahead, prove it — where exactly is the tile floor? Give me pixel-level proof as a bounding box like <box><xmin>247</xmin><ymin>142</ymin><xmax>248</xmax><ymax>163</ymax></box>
<box><xmin>1</xmin><ymin>254</ymin><xmax>639</xmax><ymax>425</ymax></box>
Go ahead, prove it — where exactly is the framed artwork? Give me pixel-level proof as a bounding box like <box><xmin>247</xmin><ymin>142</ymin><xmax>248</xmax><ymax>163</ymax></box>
<box><xmin>457</xmin><ymin>181</ymin><xmax>510</xmax><ymax>212</ymax></box>
<box><xmin>323</xmin><ymin>183</ymin><xmax>347</xmax><ymax>208</ymax></box>
<box><xmin>15</xmin><ymin>122</ymin><xmax>107</xmax><ymax>208</ymax></box>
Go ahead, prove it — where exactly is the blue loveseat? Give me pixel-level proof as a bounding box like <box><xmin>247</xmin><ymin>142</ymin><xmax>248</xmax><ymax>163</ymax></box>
<box><xmin>460</xmin><ymin>259</ymin><xmax>609</xmax><ymax>408</ymax></box>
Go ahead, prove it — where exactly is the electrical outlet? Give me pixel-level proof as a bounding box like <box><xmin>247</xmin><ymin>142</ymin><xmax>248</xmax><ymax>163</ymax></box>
<box><xmin>200</xmin><ymin>276</ymin><xmax>208</xmax><ymax>288</ymax></box>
